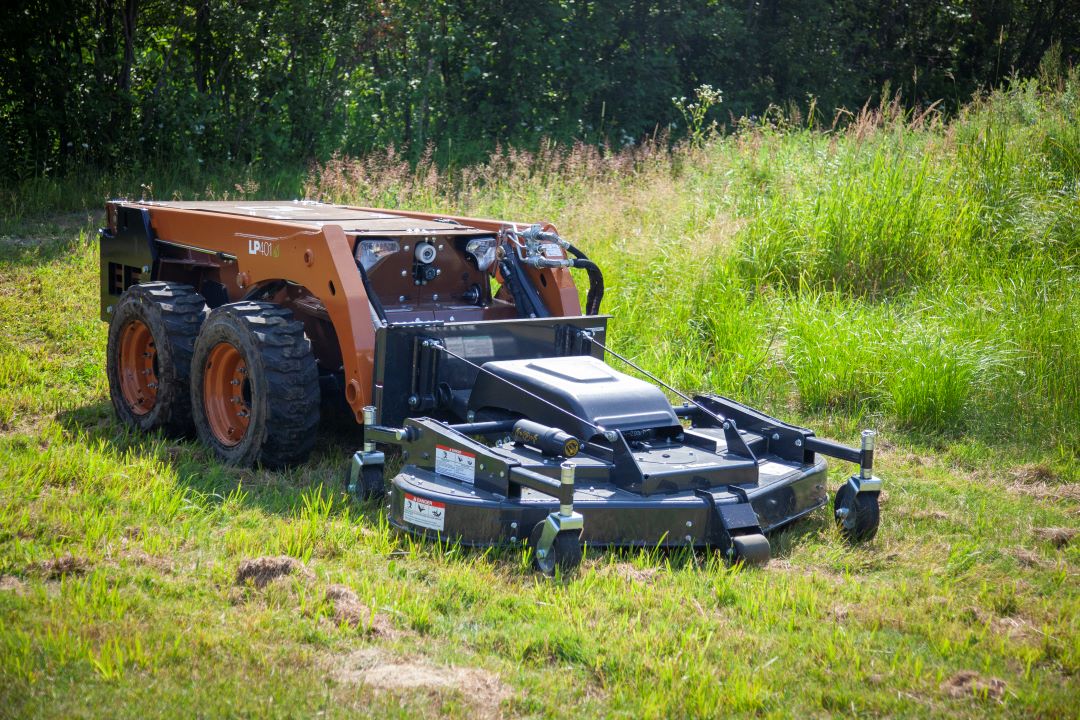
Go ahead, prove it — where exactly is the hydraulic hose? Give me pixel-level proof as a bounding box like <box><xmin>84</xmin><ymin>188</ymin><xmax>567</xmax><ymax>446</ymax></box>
<box><xmin>356</xmin><ymin>262</ymin><xmax>387</xmax><ymax>324</ymax></box>
<box><xmin>499</xmin><ymin>254</ymin><xmax>549</xmax><ymax>318</ymax></box>
<box><xmin>566</xmin><ymin>244</ymin><xmax>604</xmax><ymax>315</ymax></box>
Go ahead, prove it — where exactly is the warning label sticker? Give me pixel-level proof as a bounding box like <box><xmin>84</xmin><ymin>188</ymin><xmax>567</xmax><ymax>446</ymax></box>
<box><xmin>403</xmin><ymin>493</ymin><xmax>446</xmax><ymax>531</ymax></box>
<box><xmin>435</xmin><ymin>445</ymin><xmax>475</xmax><ymax>483</ymax></box>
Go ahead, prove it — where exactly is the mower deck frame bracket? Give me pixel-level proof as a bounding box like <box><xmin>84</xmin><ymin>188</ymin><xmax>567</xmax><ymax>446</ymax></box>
<box><xmin>847</xmin><ymin>474</ymin><xmax>883</xmax><ymax>494</ymax></box>
<box><xmin>694</xmin><ymin>488</ymin><xmax>764</xmax><ymax>554</ymax></box>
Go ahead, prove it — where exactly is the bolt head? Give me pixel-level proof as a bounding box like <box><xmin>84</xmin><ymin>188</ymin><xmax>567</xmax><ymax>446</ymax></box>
<box><xmin>772</xmin><ymin>433</ymin><xmax>780</xmax><ymax>441</ymax></box>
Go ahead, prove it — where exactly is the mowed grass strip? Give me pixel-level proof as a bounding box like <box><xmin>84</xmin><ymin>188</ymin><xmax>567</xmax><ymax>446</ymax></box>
<box><xmin>1</xmin><ymin>75</ymin><xmax>1077</xmax><ymax>717</ymax></box>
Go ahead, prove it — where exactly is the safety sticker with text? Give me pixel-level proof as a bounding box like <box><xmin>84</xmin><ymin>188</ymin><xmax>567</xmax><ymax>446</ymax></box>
<box><xmin>403</xmin><ymin>493</ymin><xmax>445</xmax><ymax>531</ymax></box>
<box><xmin>435</xmin><ymin>445</ymin><xmax>475</xmax><ymax>483</ymax></box>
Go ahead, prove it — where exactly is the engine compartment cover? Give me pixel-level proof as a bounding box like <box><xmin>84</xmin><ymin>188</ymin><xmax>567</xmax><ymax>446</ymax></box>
<box><xmin>467</xmin><ymin>355</ymin><xmax>680</xmax><ymax>440</ymax></box>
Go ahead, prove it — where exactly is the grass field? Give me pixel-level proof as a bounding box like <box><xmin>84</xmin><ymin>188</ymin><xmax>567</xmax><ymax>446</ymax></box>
<box><xmin>1</xmin><ymin>76</ymin><xmax>1078</xmax><ymax>718</ymax></box>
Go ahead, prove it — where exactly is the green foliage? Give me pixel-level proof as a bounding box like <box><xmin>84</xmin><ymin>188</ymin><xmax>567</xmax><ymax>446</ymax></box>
<box><xmin>1</xmin><ymin>0</ymin><xmax>1076</xmax><ymax>180</ymax></box>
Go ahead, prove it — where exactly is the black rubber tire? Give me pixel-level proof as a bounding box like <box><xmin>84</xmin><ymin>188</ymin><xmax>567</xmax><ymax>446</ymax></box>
<box><xmin>730</xmin><ymin>534</ymin><xmax>771</xmax><ymax>566</ymax></box>
<box><xmin>345</xmin><ymin>463</ymin><xmax>386</xmax><ymax>501</ymax></box>
<box><xmin>190</xmin><ymin>302</ymin><xmax>319</xmax><ymax>468</ymax></box>
<box><xmin>834</xmin><ymin>482</ymin><xmax>880</xmax><ymax>542</ymax></box>
<box><xmin>529</xmin><ymin>521</ymin><xmax>583</xmax><ymax>576</ymax></box>
<box><xmin>106</xmin><ymin>282</ymin><xmax>207</xmax><ymax>435</ymax></box>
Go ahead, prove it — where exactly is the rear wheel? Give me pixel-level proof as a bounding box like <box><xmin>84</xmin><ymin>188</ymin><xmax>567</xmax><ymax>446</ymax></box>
<box><xmin>190</xmin><ymin>302</ymin><xmax>319</xmax><ymax>468</ymax></box>
<box><xmin>106</xmin><ymin>282</ymin><xmax>206</xmax><ymax>435</ymax></box>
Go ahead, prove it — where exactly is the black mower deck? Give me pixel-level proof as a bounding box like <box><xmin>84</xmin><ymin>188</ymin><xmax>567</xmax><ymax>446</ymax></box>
<box><xmin>353</xmin><ymin>315</ymin><xmax>882</xmax><ymax>571</ymax></box>
<box><xmin>389</xmin><ymin>448</ymin><xmax>828</xmax><ymax>548</ymax></box>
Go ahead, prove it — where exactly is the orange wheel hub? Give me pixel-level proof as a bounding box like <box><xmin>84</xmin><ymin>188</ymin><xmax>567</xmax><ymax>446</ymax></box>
<box><xmin>118</xmin><ymin>320</ymin><xmax>158</xmax><ymax>415</ymax></box>
<box><xmin>203</xmin><ymin>342</ymin><xmax>251</xmax><ymax>446</ymax></box>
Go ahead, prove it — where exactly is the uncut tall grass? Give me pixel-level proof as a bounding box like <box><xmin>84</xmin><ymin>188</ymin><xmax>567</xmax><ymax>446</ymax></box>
<box><xmin>304</xmin><ymin>77</ymin><xmax>1078</xmax><ymax>452</ymax></box>
<box><xmin>7</xmin><ymin>74</ymin><xmax>1077</xmax><ymax>453</ymax></box>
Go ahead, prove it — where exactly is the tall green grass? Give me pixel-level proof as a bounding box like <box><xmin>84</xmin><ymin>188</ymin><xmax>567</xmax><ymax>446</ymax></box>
<box><xmin>3</xmin><ymin>73</ymin><xmax>1076</xmax><ymax>451</ymax></box>
<box><xmin>301</xmin><ymin>75</ymin><xmax>1079</xmax><ymax>449</ymax></box>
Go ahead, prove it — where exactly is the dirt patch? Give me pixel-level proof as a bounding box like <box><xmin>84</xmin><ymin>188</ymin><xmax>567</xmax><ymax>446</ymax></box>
<box><xmin>121</xmin><ymin>549</ymin><xmax>172</xmax><ymax>573</ymax></box>
<box><xmin>1006</xmin><ymin>465</ymin><xmax>1080</xmax><ymax>503</ymax></box>
<box><xmin>1012</xmin><ymin>547</ymin><xmax>1044</xmax><ymax>568</ymax></box>
<box><xmin>325</xmin><ymin>584</ymin><xmax>396</xmax><ymax>636</ymax></box>
<box><xmin>235</xmin><ymin>556</ymin><xmax>310</xmax><ymax>588</ymax></box>
<box><xmin>912</xmin><ymin>510</ymin><xmax>954</xmax><ymax>523</ymax></box>
<box><xmin>36</xmin><ymin>554</ymin><xmax>90</xmax><ymax>579</ymax></box>
<box><xmin>0</xmin><ymin>575</ymin><xmax>25</xmax><ymax>592</ymax></box>
<box><xmin>767</xmin><ymin>558</ymin><xmax>845</xmax><ymax>585</ymax></box>
<box><xmin>332</xmin><ymin>647</ymin><xmax>510</xmax><ymax>718</ymax></box>
<box><xmin>1009</xmin><ymin>464</ymin><xmax>1058</xmax><ymax>485</ymax></box>
<box><xmin>1009</xmin><ymin>481</ymin><xmax>1080</xmax><ymax>503</ymax></box>
<box><xmin>941</xmin><ymin>671</ymin><xmax>1006</xmax><ymax>701</ymax></box>
<box><xmin>991</xmin><ymin>616</ymin><xmax>1037</xmax><ymax>642</ymax></box>
<box><xmin>1033</xmin><ymin>527</ymin><xmax>1077</xmax><ymax>548</ymax></box>
<box><xmin>610</xmin><ymin>563</ymin><xmax>660</xmax><ymax>585</ymax></box>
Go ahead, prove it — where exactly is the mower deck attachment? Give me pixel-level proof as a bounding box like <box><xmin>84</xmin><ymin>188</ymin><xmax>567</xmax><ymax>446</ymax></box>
<box><xmin>357</xmin><ymin>323</ymin><xmax>882</xmax><ymax>572</ymax></box>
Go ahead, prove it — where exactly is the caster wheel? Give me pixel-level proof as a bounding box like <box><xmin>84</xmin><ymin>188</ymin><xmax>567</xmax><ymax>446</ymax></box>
<box><xmin>834</xmin><ymin>482</ymin><xmax>880</xmax><ymax>541</ymax></box>
<box><xmin>529</xmin><ymin>521</ymin><xmax>583</xmax><ymax>576</ymax></box>
<box><xmin>346</xmin><ymin>463</ymin><xmax>386</xmax><ymax>501</ymax></box>
<box><xmin>728</xmin><ymin>534</ymin><xmax>771</xmax><ymax>566</ymax></box>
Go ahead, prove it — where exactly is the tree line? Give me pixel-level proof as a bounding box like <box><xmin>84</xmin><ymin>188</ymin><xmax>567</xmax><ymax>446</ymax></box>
<box><xmin>1</xmin><ymin>0</ymin><xmax>1075</xmax><ymax>180</ymax></box>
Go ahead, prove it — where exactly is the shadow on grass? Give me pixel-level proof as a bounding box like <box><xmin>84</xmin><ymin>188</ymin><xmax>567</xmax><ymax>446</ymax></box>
<box><xmin>53</xmin><ymin>399</ymin><xmax>377</xmax><ymax>521</ymax></box>
<box><xmin>0</xmin><ymin>212</ymin><xmax>100</xmax><ymax>267</ymax></box>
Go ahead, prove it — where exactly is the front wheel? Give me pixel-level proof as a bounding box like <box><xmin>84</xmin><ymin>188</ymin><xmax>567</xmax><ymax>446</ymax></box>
<box><xmin>529</xmin><ymin>521</ymin><xmax>583</xmax><ymax>576</ymax></box>
<box><xmin>190</xmin><ymin>302</ymin><xmax>319</xmax><ymax>468</ymax></box>
<box><xmin>834</xmin><ymin>482</ymin><xmax>880</xmax><ymax>542</ymax></box>
<box><xmin>346</xmin><ymin>462</ymin><xmax>386</xmax><ymax>501</ymax></box>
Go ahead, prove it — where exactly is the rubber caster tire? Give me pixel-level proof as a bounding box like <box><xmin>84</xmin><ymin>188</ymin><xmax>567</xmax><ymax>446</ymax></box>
<box><xmin>106</xmin><ymin>282</ymin><xmax>207</xmax><ymax>435</ymax></box>
<box><xmin>529</xmin><ymin>522</ymin><xmax>583</xmax><ymax>576</ymax></box>
<box><xmin>834</xmin><ymin>482</ymin><xmax>880</xmax><ymax>542</ymax></box>
<box><xmin>728</xmin><ymin>534</ymin><xmax>771</xmax><ymax>566</ymax></box>
<box><xmin>346</xmin><ymin>463</ymin><xmax>385</xmax><ymax>501</ymax></box>
<box><xmin>190</xmin><ymin>302</ymin><xmax>319</xmax><ymax>468</ymax></box>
